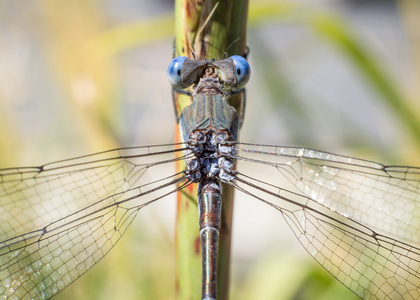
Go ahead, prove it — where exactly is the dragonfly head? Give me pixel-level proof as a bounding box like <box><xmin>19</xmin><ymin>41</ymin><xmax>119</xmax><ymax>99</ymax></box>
<box><xmin>167</xmin><ymin>55</ymin><xmax>251</xmax><ymax>93</ymax></box>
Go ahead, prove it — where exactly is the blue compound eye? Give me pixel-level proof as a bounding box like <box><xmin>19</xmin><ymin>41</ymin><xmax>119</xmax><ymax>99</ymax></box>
<box><xmin>167</xmin><ymin>56</ymin><xmax>188</xmax><ymax>89</ymax></box>
<box><xmin>231</xmin><ymin>55</ymin><xmax>250</xmax><ymax>89</ymax></box>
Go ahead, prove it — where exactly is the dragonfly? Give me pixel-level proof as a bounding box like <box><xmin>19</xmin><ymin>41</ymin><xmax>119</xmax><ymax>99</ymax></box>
<box><xmin>1</xmin><ymin>53</ymin><xmax>420</xmax><ymax>300</ymax></box>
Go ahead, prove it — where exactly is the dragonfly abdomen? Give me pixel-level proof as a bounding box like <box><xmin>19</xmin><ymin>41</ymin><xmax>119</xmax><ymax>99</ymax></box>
<box><xmin>198</xmin><ymin>179</ymin><xmax>222</xmax><ymax>300</ymax></box>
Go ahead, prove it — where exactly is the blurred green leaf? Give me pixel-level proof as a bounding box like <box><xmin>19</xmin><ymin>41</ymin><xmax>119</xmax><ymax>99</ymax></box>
<box><xmin>312</xmin><ymin>13</ymin><xmax>420</xmax><ymax>149</ymax></box>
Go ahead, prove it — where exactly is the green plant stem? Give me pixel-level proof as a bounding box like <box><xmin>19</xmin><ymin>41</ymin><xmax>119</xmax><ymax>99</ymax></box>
<box><xmin>173</xmin><ymin>1</ymin><xmax>248</xmax><ymax>299</ymax></box>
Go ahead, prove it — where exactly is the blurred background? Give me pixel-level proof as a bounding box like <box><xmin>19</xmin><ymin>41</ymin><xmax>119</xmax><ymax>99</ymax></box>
<box><xmin>0</xmin><ymin>0</ymin><xmax>419</xmax><ymax>299</ymax></box>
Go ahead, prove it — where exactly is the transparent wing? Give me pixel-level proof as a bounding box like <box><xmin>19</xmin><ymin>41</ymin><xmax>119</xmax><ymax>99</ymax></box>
<box><xmin>0</xmin><ymin>144</ymin><xmax>190</xmax><ymax>300</ymax></box>
<box><xmin>234</xmin><ymin>143</ymin><xmax>420</xmax><ymax>299</ymax></box>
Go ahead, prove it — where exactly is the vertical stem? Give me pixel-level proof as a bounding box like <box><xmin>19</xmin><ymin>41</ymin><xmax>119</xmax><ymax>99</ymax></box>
<box><xmin>174</xmin><ymin>1</ymin><xmax>249</xmax><ymax>299</ymax></box>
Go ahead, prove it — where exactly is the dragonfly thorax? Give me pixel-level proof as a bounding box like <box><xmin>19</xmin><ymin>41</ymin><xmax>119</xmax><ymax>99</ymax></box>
<box><xmin>185</xmin><ymin>129</ymin><xmax>236</xmax><ymax>183</ymax></box>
